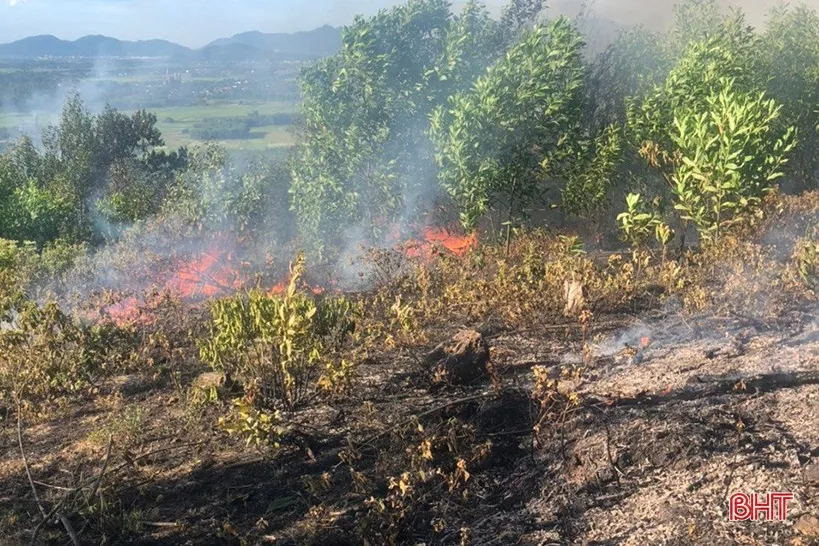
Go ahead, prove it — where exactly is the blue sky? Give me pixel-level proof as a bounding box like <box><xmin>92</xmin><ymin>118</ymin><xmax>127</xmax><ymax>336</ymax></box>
<box><xmin>0</xmin><ymin>0</ymin><xmax>791</xmax><ymax>47</ymax></box>
<box><xmin>0</xmin><ymin>0</ymin><xmax>420</xmax><ymax>46</ymax></box>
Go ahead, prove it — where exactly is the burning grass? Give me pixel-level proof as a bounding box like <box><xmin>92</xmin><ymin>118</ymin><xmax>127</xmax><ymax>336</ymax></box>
<box><xmin>3</xmin><ymin>193</ymin><xmax>819</xmax><ymax>544</ymax></box>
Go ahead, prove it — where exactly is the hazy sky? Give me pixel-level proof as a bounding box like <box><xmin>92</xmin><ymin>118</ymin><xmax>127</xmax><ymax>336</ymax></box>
<box><xmin>0</xmin><ymin>0</ymin><xmax>813</xmax><ymax>47</ymax></box>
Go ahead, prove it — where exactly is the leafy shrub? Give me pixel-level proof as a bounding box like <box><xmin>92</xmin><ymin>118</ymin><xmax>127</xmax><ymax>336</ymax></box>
<box><xmin>291</xmin><ymin>0</ymin><xmax>455</xmax><ymax>253</ymax></box>
<box><xmin>358</xmin><ymin>229</ymin><xmax>665</xmax><ymax>338</ymax></box>
<box><xmin>0</xmin><ymin>302</ymin><xmax>92</xmax><ymax>406</ymax></box>
<box><xmin>617</xmin><ymin>193</ymin><xmax>662</xmax><ymax>247</ymax></box>
<box><xmin>758</xmin><ymin>3</ymin><xmax>819</xmax><ymax>190</ymax></box>
<box><xmin>164</xmin><ymin>143</ymin><xmax>294</xmax><ymax>239</ymax></box>
<box><xmin>88</xmin><ymin>405</ymin><xmax>146</xmax><ymax>449</ymax></box>
<box><xmin>792</xmin><ymin>237</ymin><xmax>819</xmax><ymax>293</ymax></box>
<box><xmin>669</xmin><ymin>80</ymin><xmax>796</xmax><ymax>242</ymax></box>
<box><xmin>199</xmin><ymin>253</ymin><xmax>355</xmax><ymax>409</ymax></box>
<box><xmin>627</xmin><ymin>20</ymin><xmax>796</xmax><ymax>243</ymax></box>
<box><xmin>0</xmin><ymin>296</ymin><xmax>150</xmax><ymax>412</ymax></box>
<box><xmin>0</xmin><ymin>237</ymin><xmax>88</xmax><ymax>313</ymax></box>
<box><xmin>218</xmin><ymin>397</ymin><xmax>285</xmax><ymax>448</ymax></box>
<box><xmin>430</xmin><ymin>19</ymin><xmax>587</xmax><ymax>232</ymax></box>
<box><xmin>0</xmin><ymin>238</ymin><xmax>36</xmax><ymax>313</ymax></box>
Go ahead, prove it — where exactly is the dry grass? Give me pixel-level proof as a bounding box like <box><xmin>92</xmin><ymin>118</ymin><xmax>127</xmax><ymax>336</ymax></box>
<box><xmin>2</xmin><ymin>191</ymin><xmax>819</xmax><ymax>544</ymax></box>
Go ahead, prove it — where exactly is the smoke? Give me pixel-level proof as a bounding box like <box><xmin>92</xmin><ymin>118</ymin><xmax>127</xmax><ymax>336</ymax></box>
<box><xmin>594</xmin><ymin>322</ymin><xmax>654</xmax><ymax>358</ymax></box>
<box><xmin>4</xmin><ymin>0</ymin><xmax>819</xmax><ymax>314</ymax></box>
<box><xmin>0</xmin><ymin>54</ymin><xmax>176</xmax><ymax>149</ymax></box>
<box><xmin>550</xmin><ymin>0</ymin><xmax>819</xmax><ymax>30</ymax></box>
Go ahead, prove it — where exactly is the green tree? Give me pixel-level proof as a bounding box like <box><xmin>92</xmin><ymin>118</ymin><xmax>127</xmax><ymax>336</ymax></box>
<box><xmin>291</xmin><ymin>0</ymin><xmax>453</xmax><ymax>254</ymax></box>
<box><xmin>666</xmin><ymin>0</ymin><xmax>726</xmax><ymax>60</ymax></box>
<box><xmin>626</xmin><ymin>14</ymin><xmax>762</xmax><ymax>159</ymax></box>
<box><xmin>429</xmin><ymin>19</ymin><xmax>587</xmax><ymax>237</ymax></box>
<box><xmin>585</xmin><ymin>26</ymin><xmax>668</xmax><ymax>131</ymax></box>
<box><xmin>0</xmin><ymin>93</ymin><xmax>174</xmax><ymax>243</ymax></box>
<box><xmin>164</xmin><ymin>143</ymin><xmax>294</xmax><ymax>240</ymax></box>
<box><xmin>758</xmin><ymin>3</ymin><xmax>819</xmax><ymax>190</ymax></box>
<box><xmin>0</xmin><ymin>137</ymin><xmax>73</xmax><ymax>245</ymax></box>
<box><xmin>627</xmin><ymin>25</ymin><xmax>796</xmax><ymax>243</ymax></box>
<box><xmin>560</xmin><ymin>124</ymin><xmax>622</xmax><ymax>222</ymax></box>
<box><xmin>41</xmin><ymin>93</ymin><xmax>97</xmax><ymax>233</ymax></box>
<box><xmin>499</xmin><ymin>0</ymin><xmax>546</xmax><ymax>37</ymax></box>
<box><xmin>670</xmin><ymin>80</ymin><xmax>796</xmax><ymax>242</ymax></box>
<box><xmin>290</xmin><ymin>0</ymin><xmax>538</xmax><ymax>256</ymax></box>
<box><xmin>430</xmin><ymin>1</ymin><xmax>505</xmax><ymax>100</ymax></box>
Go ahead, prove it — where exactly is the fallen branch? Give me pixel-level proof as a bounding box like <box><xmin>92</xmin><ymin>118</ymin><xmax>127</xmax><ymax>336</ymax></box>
<box><xmin>142</xmin><ymin>521</ymin><xmax>181</xmax><ymax>528</ymax></box>
<box><xmin>86</xmin><ymin>434</ymin><xmax>113</xmax><ymax>504</ymax></box>
<box><xmin>17</xmin><ymin>403</ymin><xmax>80</xmax><ymax>546</ymax></box>
<box><xmin>30</xmin><ymin>493</ymin><xmax>71</xmax><ymax>546</ymax></box>
<box><xmin>17</xmin><ymin>408</ymin><xmax>47</xmax><ymax>520</ymax></box>
<box><xmin>75</xmin><ymin>434</ymin><xmax>115</xmax><ymax>541</ymax></box>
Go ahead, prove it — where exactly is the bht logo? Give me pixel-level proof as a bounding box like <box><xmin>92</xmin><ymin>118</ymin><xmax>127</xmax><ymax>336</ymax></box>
<box><xmin>729</xmin><ymin>492</ymin><xmax>794</xmax><ymax>521</ymax></box>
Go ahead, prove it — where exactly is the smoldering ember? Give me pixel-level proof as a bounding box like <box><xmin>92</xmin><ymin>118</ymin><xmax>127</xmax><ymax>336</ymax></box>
<box><xmin>1</xmin><ymin>0</ymin><xmax>819</xmax><ymax>544</ymax></box>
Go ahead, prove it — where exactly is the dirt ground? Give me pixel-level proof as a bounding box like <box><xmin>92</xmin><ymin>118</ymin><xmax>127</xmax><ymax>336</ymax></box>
<box><xmin>1</xmin><ymin>304</ymin><xmax>818</xmax><ymax>545</ymax></box>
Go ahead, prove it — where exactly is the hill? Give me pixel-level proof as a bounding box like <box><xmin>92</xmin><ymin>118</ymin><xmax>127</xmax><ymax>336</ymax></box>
<box><xmin>205</xmin><ymin>25</ymin><xmax>342</xmax><ymax>58</ymax></box>
<box><xmin>0</xmin><ymin>26</ymin><xmax>342</xmax><ymax>60</ymax></box>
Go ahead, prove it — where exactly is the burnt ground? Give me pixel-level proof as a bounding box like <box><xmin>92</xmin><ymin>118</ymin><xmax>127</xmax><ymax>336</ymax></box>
<box><xmin>1</xmin><ymin>307</ymin><xmax>819</xmax><ymax>545</ymax></box>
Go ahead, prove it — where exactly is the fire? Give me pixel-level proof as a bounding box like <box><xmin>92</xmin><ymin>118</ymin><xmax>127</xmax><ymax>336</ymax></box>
<box><xmin>99</xmin><ymin>295</ymin><xmax>155</xmax><ymax>327</ymax></box>
<box><xmin>166</xmin><ymin>247</ymin><xmax>244</xmax><ymax>298</ymax></box>
<box><xmin>268</xmin><ymin>281</ymin><xmax>287</xmax><ymax>296</ymax></box>
<box><xmin>97</xmin><ymin>240</ymin><xmax>249</xmax><ymax>327</ymax></box>
<box><xmin>268</xmin><ymin>280</ymin><xmax>326</xmax><ymax>297</ymax></box>
<box><xmin>403</xmin><ymin>226</ymin><xmax>477</xmax><ymax>259</ymax></box>
<box><xmin>96</xmin><ymin>225</ymin><xmax>478</xmax><ymax>327</ymax></box>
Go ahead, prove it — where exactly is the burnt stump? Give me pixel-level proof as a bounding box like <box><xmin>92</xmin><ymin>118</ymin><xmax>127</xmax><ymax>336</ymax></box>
<box><xmin>426</xmin><ymin>329</ymin><xmax>490</xmax><ymax>385</ymax></box>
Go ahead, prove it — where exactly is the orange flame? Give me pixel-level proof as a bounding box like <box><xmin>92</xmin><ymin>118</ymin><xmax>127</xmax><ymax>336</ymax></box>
<box><xmin>167</xmin><ymin>247</ymin><xmax>244</xmax><ymax>298</ymax></box>
<box><xmin>268</xmin><ymin>281</ymin><xmax>288</xmax><ymax>296</ymax></box>
<box><xmin>100</xmin><ymin>296</ymin><xmax>155</xmax><ymax>328</ymax></box>
<box><xmin>267</xmin><ymin>279</ymin><xmax>326</xmax><ymax>297</ymax></box>
<box><xmin>403</xmin><ymin>226</ymin><xmax>477</xmax><ymax>259</ymax></box>
<box><xmin>95</xmin><ymin>225</ymin><xmax>477</xmax><ymax>327</ymax></box>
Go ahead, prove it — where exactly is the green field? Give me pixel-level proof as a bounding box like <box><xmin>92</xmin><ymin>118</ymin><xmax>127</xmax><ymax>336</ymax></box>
<box><xmin>153</xmin><ymin>102</ymin><xmax>298</xmax><ymax>150</ymax></box>
<box><xmin>0</xmin><ymin>111</ymin><xmax>52</xmax><ymax>129</ymax></box>
<box><xmin>0</xmin><ymin>101</ymin><xmax>299</xmax><ymax>151</ymax></box>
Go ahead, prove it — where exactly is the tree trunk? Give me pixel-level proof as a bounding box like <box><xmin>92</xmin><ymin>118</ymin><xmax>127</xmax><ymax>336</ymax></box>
<box><xmin>505</xmin><ymin>178</ymin><xmax>517</xmax><ymax>257</ymax></box>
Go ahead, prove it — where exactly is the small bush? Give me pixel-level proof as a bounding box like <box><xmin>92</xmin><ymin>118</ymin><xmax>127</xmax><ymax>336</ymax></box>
<box><xmin>791</xmin><ymin>237</ymin><xmax>819</xmax><ymax>293</ymax></box>
<box><xmin>88</xmin><ymin>405</ymin><xmax>146</xmax><ymax>449</ymax></box>
<box><xmin>0</xmin><ymin>300</ymin><xmax>144</xmax><ymax>410</ymax></box>
<box><xmin>0</xmin><ymin>302</ymin><xmax>91</xmax><ymax>406</ymax></box>
<box><xmin>218</xmin><ymin>397</ymin><xmax>285</xmax><ymax>448</ymax></box>
<box><xmin>360</xmin><ymin>229</ymin><xmax>662</xmax><ymax>335</ymax></box>
<box><xmin>199</xmin><ymin>253</ymin><xmax>355</xmax><ymax>410</ymax></box>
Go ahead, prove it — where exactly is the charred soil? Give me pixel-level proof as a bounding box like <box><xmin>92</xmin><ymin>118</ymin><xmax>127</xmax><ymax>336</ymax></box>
<box><xmin>2</xmin><ymin>304</ymin><xmax>819</xmax><ymax>545</ymax></box>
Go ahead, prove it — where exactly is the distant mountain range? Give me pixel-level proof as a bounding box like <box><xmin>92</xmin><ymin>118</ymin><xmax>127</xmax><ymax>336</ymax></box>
<box><xmin>0</xmin><ymin>25</ymin><xmax>342</xmax><ymax>61</ymax></box>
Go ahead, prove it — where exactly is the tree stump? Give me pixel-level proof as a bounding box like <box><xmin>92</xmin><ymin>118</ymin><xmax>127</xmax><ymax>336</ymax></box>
<box><xmin>426</xmin><ymin>329</ymin><xmax>490</xmax><ymax>385</ymax></box>
<box><xmin>564</xmin><ymin>279</ymin><xmax>586</xmax><ymax>317</ymax></box>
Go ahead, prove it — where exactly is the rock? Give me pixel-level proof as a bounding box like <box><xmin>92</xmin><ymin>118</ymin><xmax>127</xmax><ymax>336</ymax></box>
<box><xmin>805</xmin><ymin>463</ymin><xmax>819</xmax><ymax>485</ymax></box>
<box><xmin>427</xmin><ymin>329</ymin><xmax>490</xmax><ymax>384</ymax></box>
<box><xmin>111</xmin><ymin>374</ymin><xmax>150</xmax><ymax>396</ymax></box>
<box><xmin>795</xmin><ymin>515</ymin><xmax>819</xmax><ymax>537</ymax></box>
<box><xmin>193</xmin><ymin>372</ymin><xmax>227</xmax><ymax>391</ymax></box>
